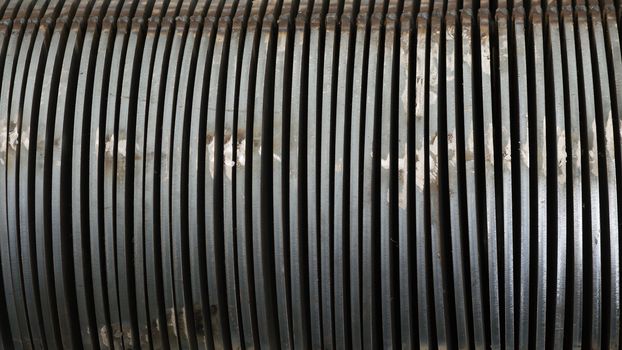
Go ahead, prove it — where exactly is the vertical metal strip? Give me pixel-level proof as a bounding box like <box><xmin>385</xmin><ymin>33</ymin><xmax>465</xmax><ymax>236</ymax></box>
<box><xmin>233</xmin><ymin>0</ymin><xmax>263</xmax><ymax>347</ymax></box>
<box><xmin>307</xmin><ymin>1</ymin><xmax>326</xmax><ymax>347</ymax></box>
<box><xmin>495</xmin><ymin>4</ymin><xmax>515</xmax><ymax>348</ymax></box>
<box><xmin>429</xmin><ymin>0</ymin><xmax>452</xmax><ymax>345</ymax></box>
<box><xmin>0</xmin><ymin>1</ymin><xmax>35</xmax><ymax>348</ymax></box>
<box><xmin>446</xmin><ymin>1</ymin><xmax>471</xmax><ymax>347</ymax></box>
<box><xmin>319</xmin><ymin>3</ymin><xmax>338</xmax><ymax>348</ymax></box>
<box><xmin>349</xmin><ymin>3</ymin><xmax>370</xmax><ymax>348</ymax></box>
<box><xmin>559</xmin><ymin>2</ymin><xmax>584</xmax><ymax>347</ymax></box>
<box><xmin>116</xmin><ymin>0</ymin><xmax>155</xmax><ymax>346</ymax></box>
<box><xmin>133</xmin><ymin>1</ymin><xmax>171</xmax><ymax>347</ymax></box>
<box><xmin>546</xmin><ymin>2</ymin><xmax>569</xmax><ymax>348</ymax></box>
<box><xmin>6</xmin><ymin>0</ymin><xmax>53</xmax><ymax>347</ymax></box>
<box><xmin>333</xmin><ymin>1</ymin><xmax>356</xmax><ymax>348</ymax></box>
<box><xmin>479</xmin><ymin>4</ymin><xmax>502</xmax><ymax>348</ymax></box>
<box><xmin>512</xmin><ymin>3</ymin><xmax>532</xmax><ymax>347</ymax></box>
<box><xmin>397</xmin><ymin>4</ymin><xmax>417</xmax><ymax>348</ymax></box>
<box><xmin>575</xmin><ymin>2</ymin><xmax>603</xmax><ymax>347</ymax></box>
<box><xmin>415</xmin><ymin>0</ymin><xmax>433</xmax><ymax>346</ymax></box>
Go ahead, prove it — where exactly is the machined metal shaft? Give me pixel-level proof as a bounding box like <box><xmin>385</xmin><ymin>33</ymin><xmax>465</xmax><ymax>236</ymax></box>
<box><xmin>0</xmin><ymin>0</ymin><xmax>621</xmax><ymax>348</ymax></box>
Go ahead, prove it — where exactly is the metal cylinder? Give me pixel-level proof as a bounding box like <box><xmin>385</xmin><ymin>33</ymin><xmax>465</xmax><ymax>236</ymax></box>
<box><xmin>0</xmin><ymin>0</ymin><xmax>620</xmax><ymax>348</ymax></box>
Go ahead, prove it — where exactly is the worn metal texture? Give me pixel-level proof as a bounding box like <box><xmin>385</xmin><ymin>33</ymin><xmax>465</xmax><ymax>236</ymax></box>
<box><xmin>1</xmin><ymin>0</ymin><xmax>622</xmax><ymax>348</ymax></box>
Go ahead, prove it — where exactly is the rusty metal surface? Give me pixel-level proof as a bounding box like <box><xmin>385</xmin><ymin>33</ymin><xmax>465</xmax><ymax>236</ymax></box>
<box><xmin>2</xmin><ymin>0</ymin><xmax>622</xmax><ymax>348</ymax></box>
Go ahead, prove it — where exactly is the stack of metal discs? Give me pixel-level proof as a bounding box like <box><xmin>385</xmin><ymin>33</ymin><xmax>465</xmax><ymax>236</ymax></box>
<box><xmin>0</xmin><ymin>0</ymin><xmax>621</xmax><ymax>348</ymax></box>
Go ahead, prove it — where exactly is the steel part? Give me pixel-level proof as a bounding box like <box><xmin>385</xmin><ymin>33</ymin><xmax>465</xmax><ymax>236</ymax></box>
<box><xmin>2</xmin><ymin>0</ymin><xmax>622</xmax><ymax>348</ymax></box>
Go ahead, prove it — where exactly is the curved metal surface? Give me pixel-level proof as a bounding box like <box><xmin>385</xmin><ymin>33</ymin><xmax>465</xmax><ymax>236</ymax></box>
<box><xmin>2</xmin><ymin>0</ymin><xmax>622</xmax><ymax>349</ymax></box>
